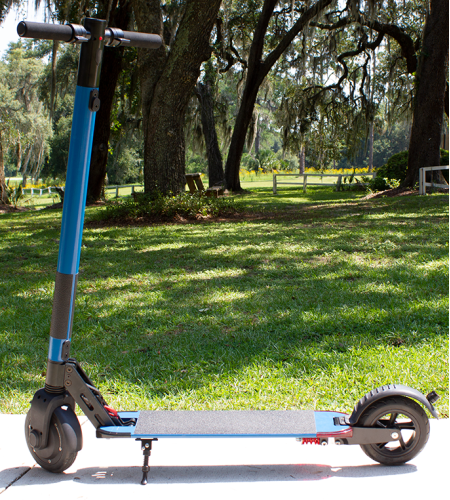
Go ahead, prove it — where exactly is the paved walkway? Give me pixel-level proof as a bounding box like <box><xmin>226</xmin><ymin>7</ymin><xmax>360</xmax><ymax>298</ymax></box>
<box><xmin>0</xmin><ymin>415</ymin><xmax>448</xmax><ymax>500</ymax></box>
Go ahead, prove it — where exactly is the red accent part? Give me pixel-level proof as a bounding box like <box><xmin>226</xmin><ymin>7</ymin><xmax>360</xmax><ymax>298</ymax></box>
<box><xmin>104</xmin><ymin>405</ymin><xmax>118</xmax><ymax>417</ymax></box>
<box><xmin>302</xmin><ymin>438</ymin><xmax>321</xmax><ymax>445</ymax></box>
<box><xmin>317</xmin><ymin>428</ymin><xmax>353</xmax><ymax>439</ymax></box>
<box><xmin>99</xmin><ymin>36</ymin><xmax>103</xmax><ymax>40</ymax></box>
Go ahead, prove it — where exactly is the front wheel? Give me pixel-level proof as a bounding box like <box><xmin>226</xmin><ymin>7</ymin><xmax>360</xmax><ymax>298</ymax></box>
<box><xmin>359</xmin><ymin>396</ymin><xmax>429</xmax><ymax>465</ymax></box>
<box><xmin>25</xmin><ymin>406</ymin><xmax>82</xmax><ymax>473</ymax></box>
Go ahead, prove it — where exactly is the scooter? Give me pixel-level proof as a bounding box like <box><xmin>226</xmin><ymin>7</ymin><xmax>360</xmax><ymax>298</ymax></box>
<box><xmin>18</xmin><ymin>18</ymin><xmax>440</xmax><ymax>485</ymax></box>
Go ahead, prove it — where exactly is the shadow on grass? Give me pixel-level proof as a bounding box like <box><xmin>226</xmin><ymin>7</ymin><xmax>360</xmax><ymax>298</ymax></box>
<box><xmin>0</xmin><ymin>191</ymin><xmax>448</xmax><ymax>412</ymax></box>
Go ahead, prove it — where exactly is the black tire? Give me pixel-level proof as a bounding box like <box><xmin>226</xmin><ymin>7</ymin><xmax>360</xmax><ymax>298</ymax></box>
<box><xmin>25</xmin><ymin>406</ymin><xmax>82</xmax><ymax>473</ymax></box>
<box><xmin>359</xmin><ymin>396</ymin><xmax>429</xmax><ymax>465</ymax></box>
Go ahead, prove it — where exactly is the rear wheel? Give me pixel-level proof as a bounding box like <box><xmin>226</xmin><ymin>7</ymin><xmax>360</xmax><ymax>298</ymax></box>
<box><xmin>359</xmin><ymin>396</ymin><xmax>429</xmax><ymax>465</ymax></box>
<box><xmin>25</xmin><ymin>406</ymin><xmax>82</xmax><ymax>473</ymax></box>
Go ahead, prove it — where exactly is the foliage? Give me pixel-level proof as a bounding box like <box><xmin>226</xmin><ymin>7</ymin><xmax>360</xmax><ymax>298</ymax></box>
<box><xmin>104</xmin><ymin>45</ymin><xmax>144</xmax><ymax>186</ymax></box>
<box><xmin>0</xmin><ymin>41</ymin><xmax>52</xmax><ymax>182</ymax></box>
<box><xmin>339</xmin><ymin>172</ymin><xmax>367</xmax><ymax>192</ymax></box>
<box><xmin>376</xmin><ymin>151</ymin><xmax>409</xmax><ymax>182</ymax></box>
<box><xmin>186</xmin><ymin>154</ymin><xmax>208</xmax><ymax>175</ymax></box>
<box><xmin>367</xmin><ymin>176</ymin><xmax>400</xmax><ymax>192</ymax></box>
<box><xmin>334</xmin><ymin>121</ymin><xmax>412</xmax><ymax>171</ymax></box>
<box><xmin>242</xmin><ymin>154</ymin><xmax>260</xmax><ymax>174</ymax></box>
<box><xmin>106</xmin><ymin>130</ymin><xmax>143</xmax><ymax>186</ymax></box>
<box><xmin>1</xmin><ymin>1</ymin><xmax>445</xmax><ymax>195</ymax></box>
<box><xmin>376</xmin><ymin>149</ymin><xmax>449</xmax><ymax>185</ymax></box>
<box><xmin>43</xmin><ymin>94</ymin><xmax>74</xmax><ymax>179</ymax></box>
<box><xmin>100</xmin><ymin>191</ymin><xmax>241</xmax><ymax>221</ymax></box>
<box><xmin>241</xmin><ymin>149</ymin><xmax>298</xmax><ymax>175</ymax></box>
<box><xmin>2</xmin><ymin>179</ymin><xmax>23</xmax><ymax>206</ymax></box>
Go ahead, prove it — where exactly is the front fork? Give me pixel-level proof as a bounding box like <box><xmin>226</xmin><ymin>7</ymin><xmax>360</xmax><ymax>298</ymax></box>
<box><xmin>27</xmin><ymin>360</ymin><xmax>117</xmax><ymax>451</ymax></box>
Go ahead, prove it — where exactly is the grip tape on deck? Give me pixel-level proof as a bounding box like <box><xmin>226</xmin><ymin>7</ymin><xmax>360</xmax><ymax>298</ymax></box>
<box><xmin>134</xmin><ymin>410</ymin><xmax>317</xmax><ymax>436</ymax></box>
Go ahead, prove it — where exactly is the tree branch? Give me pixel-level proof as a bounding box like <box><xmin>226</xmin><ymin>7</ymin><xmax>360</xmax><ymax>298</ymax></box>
<box><xmin>263</xmin><ymin>0</ymin><xmax>334</xmax><ymax>75</ymax></box>
<box><xmin>302</xmin><ymin>30</ymin><xmax>385</xmax><ymax>104</ymax></box>
<box><xmin>363</xmin><ymin>18</ymin><xmax>417</xmax><ymax>73</ymax></box>
<box><xmin>312</xmin><ymin>13</ymin><xmax>418</xmax><ymax>74</ymax></box>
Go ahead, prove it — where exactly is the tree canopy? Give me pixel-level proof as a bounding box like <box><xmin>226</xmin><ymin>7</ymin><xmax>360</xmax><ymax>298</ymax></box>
<box><xmin>0</xmin><ymin>0</ymin><xmax>447</xmax><ymax>198</ymax></box>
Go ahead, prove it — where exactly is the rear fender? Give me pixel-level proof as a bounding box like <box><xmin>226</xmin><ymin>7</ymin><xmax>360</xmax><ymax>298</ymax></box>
<box><xmin>349</xmin><ymin>384</ymin><xmax>439</xmax><ymax>425</ymax></box>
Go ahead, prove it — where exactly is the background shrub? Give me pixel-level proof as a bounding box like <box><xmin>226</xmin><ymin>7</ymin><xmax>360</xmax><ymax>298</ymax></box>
<box><xmin>375</xmin><ymin>149</ymin><xmax>449</xmax><ymax>185</ymax></box>
<box><xmin>101</xmin><ymin>191</ymin><xmax>240</xmax><ymax>221</ymax></box>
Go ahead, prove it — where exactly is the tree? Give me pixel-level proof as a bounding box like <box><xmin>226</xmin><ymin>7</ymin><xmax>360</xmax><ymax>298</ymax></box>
<box><xmin>223</xmin><ymin>0</ymin><xmax>334</xmax><ymax>191</ymax></box>
<box><xmin>308</xmin><ymin>0</ymin><xmax>448</xmax><ymax>185</ymax></box>
<box><xmin>194</xmin><ymin>59</ymin><xmax>225</xmax><ymax>187</ymax></box>
<box><xmin>404</xmin><ymin>0</ymin><xmax>449</xmax><ymax>187</ymax></box>
<box><xmin>132</xmin><ymin>0</ymin><xmax>222</xmax><ymax>196</ymax></box>
<box><xmin>39</xmin><ymin>41</ymin><xmax>78</xmax><ymax>180</ymax></box>
<box><xmin>0</xmin><ymin>58</ymin><xmax>20</xmax><ymax>203</ymax></box>
<box><xmin>86</xmin><ymin>0</ymin><xmax>134</xmax><ymax>202</ymax></box>
<box><xmin>220</xmin><ymin>0</ymin><xmax>448</xmax><ymax>190</ymax></box>
<box><xmin>0</xmin><ymin>42</ymin><xmax>52</xmax><ymax>202</ymax></box>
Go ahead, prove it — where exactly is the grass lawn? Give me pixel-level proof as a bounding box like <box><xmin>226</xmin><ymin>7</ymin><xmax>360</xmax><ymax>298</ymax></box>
<box><xmin>0</xmin><ymin>187</ymin><xmax>448</xmax><ymax>417</ymax></box>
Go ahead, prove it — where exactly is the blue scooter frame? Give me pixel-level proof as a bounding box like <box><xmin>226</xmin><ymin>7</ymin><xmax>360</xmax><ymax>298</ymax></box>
<box><xmin>18</xmin><ymin>18</ymin><xmax>440</xmax><ymax>485</ymax></box>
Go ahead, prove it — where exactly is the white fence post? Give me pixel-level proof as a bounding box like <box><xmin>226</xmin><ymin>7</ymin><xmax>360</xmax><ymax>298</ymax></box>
<box><xmin>273</xmin><ymin>174</ymin><xmax>277</xmax><ymax>194</ymax></box>
<box><xmin>419</xmin><ymin>166</ymin><xmax>449</xmax><ymax>195</ymax></box>
<box><xmin>303</xmin><ymin>175</ymin><xmax>307</xmax><ymax>193</ymax></box>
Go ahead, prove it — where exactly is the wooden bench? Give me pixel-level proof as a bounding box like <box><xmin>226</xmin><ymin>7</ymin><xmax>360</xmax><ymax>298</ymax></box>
<box><xmin>205</xmin><ymin>186</ymin><xmax>223</xmax><ymax>198</ymax></box>
<box><xmin>185</xmin><ymin>173</ymin><xmax>205</xmax><ymax>193</ymax></box>
<box><xmin>185</xmin><ymin>173</ymin><xmax>224</xmax><ymax>198</ymax></box>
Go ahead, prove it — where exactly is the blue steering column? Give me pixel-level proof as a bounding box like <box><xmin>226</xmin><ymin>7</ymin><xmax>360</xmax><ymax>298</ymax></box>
<box><xmin>45</xmin><ymin>19</ymin><xmax>106</xmax><ymax>393</ymax></box>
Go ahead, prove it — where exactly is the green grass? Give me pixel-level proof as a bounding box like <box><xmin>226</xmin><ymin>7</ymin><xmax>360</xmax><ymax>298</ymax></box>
<box><xmin>0</xmin><ymin>187</ymin><xmax>448</xmax><ymax>417</ymax></box>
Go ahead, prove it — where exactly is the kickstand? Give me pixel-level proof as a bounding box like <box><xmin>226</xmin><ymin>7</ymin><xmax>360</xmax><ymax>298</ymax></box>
<box><xmin>137</xmin><ymin>438</ymin><xmax>158</xmax><ymax>485</ymax></box>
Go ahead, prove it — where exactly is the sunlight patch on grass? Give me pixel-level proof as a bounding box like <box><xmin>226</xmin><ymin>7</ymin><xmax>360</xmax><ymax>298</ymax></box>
<box><xmin>1</xmin><ymin>188</ymin><xmax>448</xmax><ymax>416</ymax></box>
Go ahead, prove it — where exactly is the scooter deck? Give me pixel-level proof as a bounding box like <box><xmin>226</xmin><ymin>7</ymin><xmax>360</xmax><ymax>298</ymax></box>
<box><xmin>96</xmin><ymin>410</ymin><xmax>351</xmax><ymax>439</ymax></box>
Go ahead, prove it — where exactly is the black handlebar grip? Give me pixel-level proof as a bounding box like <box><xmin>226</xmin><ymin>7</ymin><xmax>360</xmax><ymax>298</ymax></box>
<box><xmin>121</xmin><ymin>31</ymin><xmax>162</xmax><ymax>49</ymax></box>
<box><xmin>17</xmin><ymin>21</ymin><xmax>75</xmax><ymax>42</ymax></box>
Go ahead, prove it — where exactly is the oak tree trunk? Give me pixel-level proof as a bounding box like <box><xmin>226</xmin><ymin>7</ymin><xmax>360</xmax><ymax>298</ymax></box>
<box><xmin>368</xmin><ymin>122</ymin><xmax>374</xmax><ymax>172</ymax></box>
<box><xmin>299</xmin><ymin>146</ymin><xmax>305</xmax><ymax>174</ymax></box>
<box><xmin>196</xmin><ymin>82</ymin><xmax>224</xmax><ymax>187</ymax></box>
<box><xmin>224</xmin><ymin>52</ymin><xmax>267</xmax><ymax>191</ymax></box>
<box><xmin>86</xmin><ymin>0</ymin><xmax>132</xmax><ymax>203</ymax></box>
<box><xmin>0</xmin><ymin>130</ymin><xmax>8</xmax><ymax>204</ymax></box>
<box><xmin>133</xmin><ymin>0</ymin><xmax>222</xmax><ymax>196</ymax></box>
<box><xmin>50</xmin><ymin>40</ymin><xmax>59</xmax><ymax>123</ymax></box>
<box><xmin>404</xmin><ymin>0</ymin><xmax>449</xmax><ymax>187</ymax></box>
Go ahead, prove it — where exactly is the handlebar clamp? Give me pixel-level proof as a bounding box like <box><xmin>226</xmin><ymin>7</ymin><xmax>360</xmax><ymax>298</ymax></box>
<box><xmin>69</xmin><ymin>24</ymin><xmax>91</xmax><ymax>44</ymax></box>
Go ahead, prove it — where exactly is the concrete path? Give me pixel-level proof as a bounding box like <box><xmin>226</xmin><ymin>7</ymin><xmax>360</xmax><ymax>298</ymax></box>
<box><xmin>0</xmin><ymin>414</ymin><xmax>448</xmax><ymax>500</ymax></box>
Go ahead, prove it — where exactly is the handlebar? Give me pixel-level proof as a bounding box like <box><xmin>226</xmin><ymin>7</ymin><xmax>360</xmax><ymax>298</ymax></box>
<box><xmin>17</xmin><ymin>21</ymin><xmax>75</xmax><ymax>42</ymax></box>
<box><xmin>104</xmin><ymin>28</ymin><xmax>161</xmax><ymax>49</ymax></box>
<box><xmin>17</xmin><ymin>21</ymin><xmax>162</xmax><ymax>49</ymax></box>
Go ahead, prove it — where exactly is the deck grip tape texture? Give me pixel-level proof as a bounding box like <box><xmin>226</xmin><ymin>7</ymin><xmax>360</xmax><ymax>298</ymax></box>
<box><xmin>134</xmin><ymin>410</ymin><xmax>316</xmax><ymax>436</ymax></box>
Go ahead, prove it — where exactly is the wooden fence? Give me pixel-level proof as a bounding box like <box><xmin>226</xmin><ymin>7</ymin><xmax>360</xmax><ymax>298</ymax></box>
<box><xmin>22</xmin><ymin>184</ymin><xmax>143</xmax><ymax>198</ymax></box>
<box><xmin>419</xmin><ymin>166</ymin><xmax>449</xmax><ymax>195</ymax></box>
<box><xmin>22</xmin><ymin>186</ymin><xmax>60</xmax><ymax>197</ymax></box>
<box><xmin>272</xmin><ymin>172</ymin><xmax>376</xmax><ymax>194</ymax></box>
